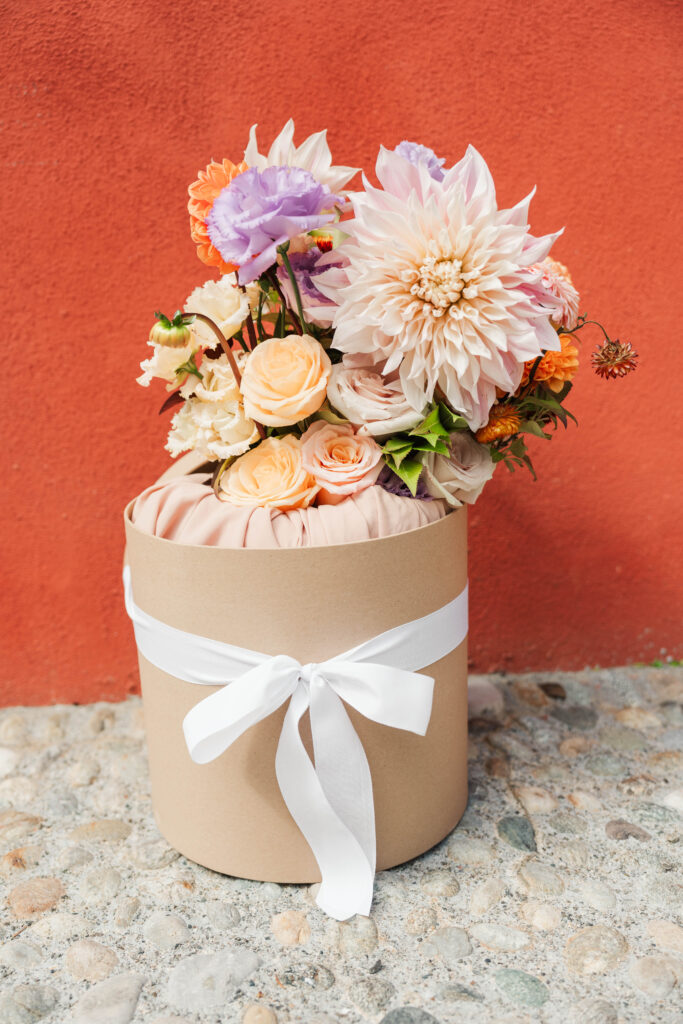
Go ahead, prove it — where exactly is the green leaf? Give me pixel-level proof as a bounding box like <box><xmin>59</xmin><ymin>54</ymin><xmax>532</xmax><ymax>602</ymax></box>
<box><xmin>520</xmin><ymin>419</ymin><xmax>551</xmax><ymax>439</ymax></box>
<box><xmin>409</xmin><ymin>436</ymin><xmax>450</xmax><ymax>455</ymax></box>
<box><xmin>384</xmin><ymin>454</ymin><xmax>423</xmax><ymax>496</ymax></box>
<box><xmin>438</xmin><ymin>403</ymin><xmax>469</xmax><ymax>432</ymax></box>
<box><xmin>410</xmin><ymin>407</ymin><xmax>447</xmax><ymax>439</ymax></box>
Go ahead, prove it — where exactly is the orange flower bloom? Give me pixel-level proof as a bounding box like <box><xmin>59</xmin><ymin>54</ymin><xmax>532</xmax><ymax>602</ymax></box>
<box><xmin>475</xmin><ymin>405</ymin><xmax>521</xmax><ymax>444</ymax></box>
<box><xmin>520</xmin><ymin>334</ymin><xmax>579</xmax><ymax>393</ymax></box>
<box><xmin>188</xmin><ymin>159</ymin><xmax>247</xmax><ymax>274</ymax></box>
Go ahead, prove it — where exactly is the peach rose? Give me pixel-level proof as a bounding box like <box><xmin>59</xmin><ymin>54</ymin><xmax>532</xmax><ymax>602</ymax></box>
<box><xmin>240</xmin><ymin>335</ymin><xmax>331</xmax><ymax>427</ymax></box>
<box><xmin>300</xmin><ymin>421</ymin><xmax>382</xmax><ymax>505</ymax></box>
<box><xmin>327</xmin><ymin>361</ymin><xmax>426</xmax><ymax>438</ymax></box>
<box><xmin>219</xmin><ymin>435</ymin><xmax>318</xmax><ymax>510</ymax></box>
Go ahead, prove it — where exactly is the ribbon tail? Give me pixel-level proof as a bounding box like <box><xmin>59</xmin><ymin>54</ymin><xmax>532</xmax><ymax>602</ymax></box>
<box><xmin>275</xmin><ymin>684</ymin><xmax>374</xmax><ymax>921</ymax></box>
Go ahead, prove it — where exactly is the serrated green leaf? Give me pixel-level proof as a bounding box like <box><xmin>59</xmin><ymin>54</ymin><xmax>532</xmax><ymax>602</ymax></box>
<box><xmin>385</xmin><ymin>455</ymin><xmax>423</xmax><ymax>496</ymax></box>
<box><xmin>383</xmin><ymin>437</ymin><xmax>415</xmax><ymax>455</ymax></box>
<box><xmin>438</xmin><ymin>403</ymin><xmax>469</xmax><ymax>432</ymax></box>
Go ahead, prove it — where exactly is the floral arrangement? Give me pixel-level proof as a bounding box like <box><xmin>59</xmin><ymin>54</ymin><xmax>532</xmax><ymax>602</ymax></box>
<box><xmin>137</xmin><ymin>121</ymin><xmax>637</xmax><ymax>511</ymax></box>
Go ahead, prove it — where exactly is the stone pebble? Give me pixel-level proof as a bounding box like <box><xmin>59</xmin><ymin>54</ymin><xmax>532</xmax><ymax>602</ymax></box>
<box><xmin>576</xmin><ymin>880</ymin><xmax>616</xmax><ymax>912</ymax></box>
<box><xmin>419</xmin><ymin>868</ymin><xmax>459</xmax><ymax>897</ymax></box>
<box><xmin>565</xmin><ymin>925</ymin><xmax>629</xmax><ymax>974</ymax></box>
<box><xmin>380</xmin><ymin>1010</ymin><xmax>441</xmax><ymax>1024</ymax></box>
<box><xmin>329</xmin><ymin>914</ymin><xmax>378</xmax><ymax>954</ymax></box>
<box><xmin>646</xmin><ymin>919</ymin><xmax>683</xmax><ymax>954</ymax></box>
<box><xmin>0</xmin><ymin>810</ymin><xmax>42</xmax><ymax>847</ymax></box>
<box><xmin>80</xmin><ymin>867</ymin><xmax>122</xmax><ymax>904</ymax></box>
<box><xmin>404</xmin><ymin>906</ymin><xmax>437</xmax><ymax>935</ymax></box>
<box><xmin>572</xmin><ymin>998</ymin><xmax>618</xmax><ymax>1023</ymax></box>
<box><xmin>0</xmin><ymin>984</ymin><xmax>57</xmax><ymax>1022</ymax></box>
<box><xmin>497</xmin><ymin>815</ymin><xmax>537</xmax><ymax>851</ymax></box>
<box><xmin>205</xmin><ymin>899</ymin><xmax>240</xmax><ymax>928</ymax></box>
<box><xmin>347</xmin><ymin>975</ymin><xmax>396</xmax><ymax>1014</ymax></box>
<box><xmin>65</xmin><ymin>939</ymin><xmax>119</xmax><ymax>981</ymax></box>
<box><xmin>512</xmin><ymin>785</ymin><xmax>557</xmax><ymax>814</ymax></box>
<box><xmin>166</xmin><ymin>949</ymin><xmax>260</xmax><ymax>1012</ymax></box>
<box><xmin>243</xmin><ymin>1007</ymin><xmax>278</xmax><ymax>1024</ymax></box>
<box><xmin>519</xmin><ymin>901</ymin><xmax>561</xmax><ymax>931</ymax></box>
<box><xmin>469</xmin><ymin>877</ymin><xmax>504</xmax><ymax>915</ymax></box>
<box><xmin>28</xmin><ymin>912</ymin><xmax>91</xmax><ymax>941</ymax></box>
<box><xmin>568</xmin><ymin>790</ymin><xmax>602</xmax><ymax>812</ymax></box>
<box><xmin>421</xmin><ymin>926</ymin><xmax>471</xmax><ymax>960</ymax></box>
<box><xmin>0</xmin><ymin>939</ymin><xmax>42</xmax><ymax>969</ymax></box>
<box><xmin>270</xmin><ymin>909</ymin><xmax>310</xmax><ymax>946</ymax></box>
<box><xmin>471</xmin><ymin>923</ymin><xmax>530</xmax><ymax>952</ymax></box>
<box><xmin>605</xmin><ymin>819</ymin><xmax>651</xmax><ymax>841</ymax></box>
<box><xmin>114</xmin><ymin>897</ymin><xmax>140</xmax><ymax>928</ymax></box>
<box><xmin>68</xmin><ymin>819</ymin><xmax>131</xmax><ymax>843</ymax></box>
<box><xmin>143</xmin><ymin>911</ymin><xmax>190</xmax><ymax>950</ymax></box>
<box><xmin>495</xmin><ymin>968</ymin><xmax>549</xmax><ymax>1007</ymax></box>
<box><xmin>629</xmin><ymin>955</ymin><xmax>678</xmax><ymax>998</ymax></box>
<box><xmin>70</xmin><ymin>973</ymin><xmax>145</xmax><ymax>1024</ymax></box>
<box><xmin>8</xmin><ymin>877</ymin><xmax>64</xmax><ymax>918</ymax></box>
<box><xmin>127</xmin><ymin>837</ymin><xmax>179</xmax><ymax>870</ymax></box>
<box><xmin>0</xmin><ymin>845</ymin><xmax>44</xmax><ymax>876</ymax></box>
<box><xmin>517</xmin><ymin>860</ymin><xmax>564</xmax><ymax>896</ymax></box>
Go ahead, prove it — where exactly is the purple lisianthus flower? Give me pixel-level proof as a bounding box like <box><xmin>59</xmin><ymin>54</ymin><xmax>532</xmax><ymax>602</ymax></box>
<box><xmin>276</xmin><ymin>248</ymin><xmax>343</xmax><ymax>325</ymax></box>
<box><xmin>207</xmin><ymin>166</ymin><xmax>342</xmax><ymax>284</ymax></box>
<box><xmin>377</xmin><ymin>464</ymin><xmax>433</xmax><ymax>500</ymax></box>
<box><xmin>394</xmin><ymin>141</ymin><xmax>446</xmax><ymax>181</ymax></box>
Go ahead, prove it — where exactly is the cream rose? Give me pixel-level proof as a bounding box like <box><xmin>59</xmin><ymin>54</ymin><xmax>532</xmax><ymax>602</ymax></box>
<box><xmin>327</xmin><ymin>361</ymin><xmax>426</xmax><ymax>438</ymax></box>
<box><xmin>240</xmin><ymin>335</ymin><xmax>331</xmax><ymax>427</ymax></box>
<box><xmin>300</xmin><ymin>421</ymin><xmax>382</xmax><ymax>505</ymax></box>
<box><xmin>180</xmin><ymin>353</ymin><xmax>242</xmax><ymax>403</ymax></box>
<box><xmin>184</xmin><ymin>274</ymin><xmax>249</xmax><ymax>347</ymax></box>
<box><xmin>137</xmin><ymin>332</ymin><xmax>200</xmax><ymax>389</ymax></box>
<box><xmin>422</xmin><ymin>432</ymin><xmax>496</xmax><ymax>508</ymax></box>
<box><xmin>166</xmin><ymin>397</ymin><xmax>259</xmax><ymax>461</ymax></box>
<box><xmin>219</xmin><ymin>435</ymin><xmax>318</xmax><ymax>510</ymax></box>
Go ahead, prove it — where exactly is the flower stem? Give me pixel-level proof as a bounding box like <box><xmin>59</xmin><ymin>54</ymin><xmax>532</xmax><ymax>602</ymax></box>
<box><xmin>183</xmin><ymin>311</ymin><xmax>266</xmax><ymax>440</ymax></box>
<box><xmin>278</xmin><ymin>247</ymin><xmax>308</xmax><ymax>334</ymax></box>
<box><xmin>560</xmin><ymin>316</ymin><xmax>611</xmax><ymax>343</ymax></box>
<box><xmin>265</xmin><ymin>268</ymin><xmax>302</xmax><ymax>335</ymax></box>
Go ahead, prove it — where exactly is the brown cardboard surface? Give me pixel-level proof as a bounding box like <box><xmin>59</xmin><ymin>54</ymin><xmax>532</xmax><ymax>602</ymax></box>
<box><xmin>124</xmin><ymin>487</ymin><xmax>468</xmax><ymax>882</ymax></box>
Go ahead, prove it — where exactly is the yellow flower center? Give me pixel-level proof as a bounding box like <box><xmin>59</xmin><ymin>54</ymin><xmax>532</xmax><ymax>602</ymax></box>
<box><xmin>412</xmin><ymin>256</ymin><xmax>465</xmax><ymax>313</ymax></box>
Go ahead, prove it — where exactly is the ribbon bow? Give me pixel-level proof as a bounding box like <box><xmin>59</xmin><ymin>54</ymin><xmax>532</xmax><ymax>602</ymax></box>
<box><xmin>124</xmin><ymin>566</ymin><xmax>467</xmax><ymax>920</ymax></box>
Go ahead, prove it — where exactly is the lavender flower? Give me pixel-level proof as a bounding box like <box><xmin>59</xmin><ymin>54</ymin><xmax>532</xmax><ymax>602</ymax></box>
<box><xmin>377</xmin><ymin>464</ymin><xmax>433</xmax><ymax>500</ymax></box>
<box><xmin>207</xmin><ymin>166</ymin><xmax>342</xmax><ymax>284</ymax></box>
<box><xmin>394</xmin><ymin>141</ymin><xmax>446</xmax><ymax>181</ymax></box>
<box><xmin>276</xmin><ymin>248</ymin><xmax>342</xmax><ymax>315</ymax></box>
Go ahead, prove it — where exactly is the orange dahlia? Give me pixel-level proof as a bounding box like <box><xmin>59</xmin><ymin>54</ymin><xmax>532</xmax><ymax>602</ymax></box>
<box><xmin>188</xmin><ymin>159</ymin><xmax>247</xmax><ymax>274</ymax></box>
<box><xmin>475</xmin><ymin>405</ymin><xmax>521</xmax><ymax>444</ymax></box>
<box><xmin>520</xmin><ymin>334</ymin><xmax>579</xmax><ymax>393</ymax></box>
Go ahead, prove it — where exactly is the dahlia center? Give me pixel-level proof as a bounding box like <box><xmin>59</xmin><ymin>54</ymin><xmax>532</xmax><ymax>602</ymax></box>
<box><xmin>413</xmin><ymin>255</ymin><xmax>465</xmax><ymax>310</ymax></box>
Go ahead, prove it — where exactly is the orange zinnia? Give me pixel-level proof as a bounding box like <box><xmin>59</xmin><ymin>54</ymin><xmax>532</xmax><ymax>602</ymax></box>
<box><xmin>520</xmin><ymin>334</ymin><xmax>579</xmax><ymax>393</ymax></box>
<box><xmin>188</xmin><ymin>159</ymin><xmax>247</xmax><ymax>275</ymax></box>
<box><xmin>475</xmin><ymin>405</ymin><xmax>521</xmax><ymax>444</ymax></box>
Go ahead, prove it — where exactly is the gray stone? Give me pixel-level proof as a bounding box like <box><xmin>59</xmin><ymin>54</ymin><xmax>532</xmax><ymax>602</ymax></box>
<box><xmin>497</xmin><ymin>815</ymin><xmax>536</xmax><ymax>851</ymax></box>
<box><xmin>348</xmin><ymin>976</ymin><xmax>396</xmax><ymax>1014</ymax></box>
<box><xmin>599</xmin><ymin>725</ymin><xmax>647</xmax><ymax>752</ymax></box>
<box><xmin>70</xmin><ymin>974</ymin><xmax>145</xmax><ymax>1024</ymax></box>
<box><xmin>548</xmin><ymin>811</ymin><xmax>587</xmax><ymax>834</ymax></box>
<box><xmin>128</xmin><ymin>838</ymin><xmax>179</xmax><ymax>870</ymax></box>
<box><xmin>329</xmin><ymin>914</ymin><xmax>378</xmax><ymax>954</ymax></box>
<box><xmin>471</xmin><ymin>923</ymin><xmax>530</xmax><ymax>951</ymax></box>
<box><xmin>113</xmin><ymin>897</ymin><xmax>140</xmax><ymax>928</ymax></box>
<box><xmin>585</xmin><ymin>754</ymin><xmax>625</xmax><ymax>777</ymax></box>
<box><xmin>380</xmin><ymin>1011</ymin><xmax>441</xmax><ymax>1024</ymax></box>
<box><xmin>205</xmin><ymin>900</ymin><xmax>240</xmax><ymax>928</ymax></box>
<box><xmin>0</xmin><ymin>940</ymin><xmax>42</xmax><ymax>970</ymax></box>
<box><xmin>81</xmin><ymin>867</ymin><xmax>122</xmax><ymax>904</ymax></box>
<box><xmin>439</xmin><ymin>982</ymin><xmax>484</xmax><ymax>1002</ymax></box>
<box><xmin>633</xmin><ymin>800</ymin><xmax>681</xmax><ymax>828</ymax></box>
<box><xmin>448</xmin><ymin>836</ymin><xmax>495</xmax><ymax>864</ymax></box>
<box><xmin>495</xmin><ymin>968</ymin><xmax>549</xmax><ymax>1007</ymax></box>
<box><xmin>166</xmin><ymin>950</ymin><xmax>260</xmax><ymax>1011</ymax></box>
<box><xmin>143</xmin><ymin>911</ymin><xmax>190</xmax><ymax>950</ymax></box>
<box><xmin>404</xmin><ymin>906</ymin><xmax>437</xmax><ymax>935</ymax></box>
<box><xmin>11</xmin><ymin>985</ymin><xmax>57</xmax><ymax>1019</ymax></box>
<box><xmin>422</xmin><ymin>926</ymin><xmax>471</xmax><ymax>959</ymax></box>
<box><xmin>469</xmin><ymin>876</ymin><xmax>504</xmax><ymax>914</ymax></box>
<box><xmin>577</xmin><ymin>881</ymin><xmax>616</xmax><ymax>912</ymax></box>
<box><xmin>551</xmin><ymin>705</ymin><xmax>598</xmax><ymax>730</ymax></box>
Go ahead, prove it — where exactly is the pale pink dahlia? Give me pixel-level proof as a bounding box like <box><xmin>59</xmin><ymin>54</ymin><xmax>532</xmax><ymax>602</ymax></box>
<box><xmin>533</xmin><ymin>256</ymin><xmax>580</xmax><ymax>330</ymax></box>
<box><xmin>318</xmin><ymin>146</ymin><xmax>564</xmax><ymax>430</ymax></box>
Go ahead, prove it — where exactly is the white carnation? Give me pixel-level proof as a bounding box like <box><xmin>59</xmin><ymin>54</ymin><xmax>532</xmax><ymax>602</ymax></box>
<box><xmin>166</xmin><ymin>397</ymin><xmax>259</xmax><ymax>461</ymax></box>
<box><xmin>184</xmin><ymin>274</ymin><xmax>250</xmax><ymax>348</ymax></box>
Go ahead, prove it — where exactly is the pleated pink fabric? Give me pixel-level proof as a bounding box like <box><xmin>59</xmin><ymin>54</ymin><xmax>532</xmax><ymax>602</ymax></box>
<box><xmin>131</xmin><ymin>473</ymin><xmax>447</xmax><ymax>549</ymax></box>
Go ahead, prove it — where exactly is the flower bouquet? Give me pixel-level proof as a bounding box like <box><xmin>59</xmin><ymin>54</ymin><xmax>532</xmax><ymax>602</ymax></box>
<box><xmin>124</xmin><ymin>122</ymin><xmax>635</xmax><ymax>919</ymax></box>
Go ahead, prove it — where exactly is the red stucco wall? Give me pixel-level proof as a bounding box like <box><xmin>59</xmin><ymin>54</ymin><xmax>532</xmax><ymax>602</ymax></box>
<box><xmin>2</xmin><ymin>0</ymin><xmax>681</xmax><ymax>705</ymax></box>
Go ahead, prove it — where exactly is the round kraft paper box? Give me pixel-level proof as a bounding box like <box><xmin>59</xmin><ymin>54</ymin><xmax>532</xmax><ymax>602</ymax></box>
<box><xmin>123</xmin><ymin>466</ymin><xmax>468</xmax><ymax>883</ymax></box>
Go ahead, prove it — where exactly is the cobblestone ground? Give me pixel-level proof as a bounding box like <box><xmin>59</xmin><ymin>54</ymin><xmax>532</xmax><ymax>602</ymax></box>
<box><xmin>0</xmin><ymin>667</ymin><xmax>681</xmax><ymax>1024</ymax></box>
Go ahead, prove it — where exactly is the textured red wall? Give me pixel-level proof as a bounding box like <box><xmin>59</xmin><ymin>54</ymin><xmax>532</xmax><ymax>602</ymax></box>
<box><xmin>2</xmin><ymin>0</ymin><xmax>681</xmax><ymax>705</ymax></box>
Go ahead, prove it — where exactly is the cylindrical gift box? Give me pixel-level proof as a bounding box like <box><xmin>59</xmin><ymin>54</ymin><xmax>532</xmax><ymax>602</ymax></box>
<box><xmin>124</xmin><ymin>481</ymin><xmax>468</xmax><ymax>883</ymax></box>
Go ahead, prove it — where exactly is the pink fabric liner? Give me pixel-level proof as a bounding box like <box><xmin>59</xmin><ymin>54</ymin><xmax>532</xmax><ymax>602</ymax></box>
<box><xmin>131</xmin><ymin>473</ymin><xmax>448</xmax><ymax>549</ymax></box>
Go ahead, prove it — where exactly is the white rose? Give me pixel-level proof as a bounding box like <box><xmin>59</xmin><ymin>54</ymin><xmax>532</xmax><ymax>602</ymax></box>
<box><xmin>184</xmin><ymin>274</ymin><xmax>249</xmax><ymax>347</ymax></box>
<box><xmin>179</xmin><ymin>353</ymin><xmax>242</xmax><ymax>403</ymax></box>
<box><xmin>422</xmin><ymin>432</ymin><xmax>496</xmax><ymax>508</ymax></box>
<box><xmin>166</xmin><ymin>397</ymin><xmax>259</xmax><ymax>461</ymax></box>
<box><xmin>137</xmin><ymin>334</ymin><xmax>200</xmax><ymax>389</ymax></box>
<box><xmin>327</xmin><ymin>362</ymin><xmax>426</xmax><ymax>438</ymax></box>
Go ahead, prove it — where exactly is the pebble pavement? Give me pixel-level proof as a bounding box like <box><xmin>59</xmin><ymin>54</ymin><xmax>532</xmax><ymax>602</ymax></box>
<box><xmin>0</xmin><ymin>666</ymin><xmax>681</xmax><ymax>1023</ymax></box>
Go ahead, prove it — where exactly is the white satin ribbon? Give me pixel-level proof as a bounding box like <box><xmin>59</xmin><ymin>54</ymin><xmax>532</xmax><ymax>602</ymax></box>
<box><xmin>123</xmin><ymin>565</ymin><xmax>467</xmax><ymax>920</ymax></box>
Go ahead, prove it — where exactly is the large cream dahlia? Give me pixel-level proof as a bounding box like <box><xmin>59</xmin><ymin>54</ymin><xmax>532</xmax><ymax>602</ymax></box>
<box><xmin>319</xmin><ymin>146</ymin><xmax>563</xmax><ymax>429</ymax></box>
<box><xmin>244</xmin><ymin>119</ymin><xmax>358</xmax><ymax>194</ymax></box>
